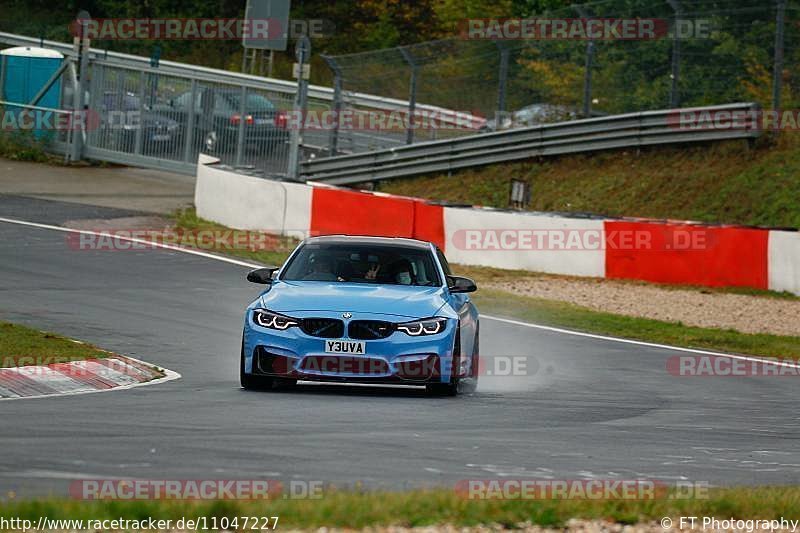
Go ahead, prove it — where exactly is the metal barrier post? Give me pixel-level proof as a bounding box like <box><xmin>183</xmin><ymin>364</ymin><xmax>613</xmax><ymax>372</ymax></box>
<box><xmin>321</xmin><ymin>54</ymin><xmax>342</xmax><ymax>156</ymax></box>
<box><xmin>183</xmin><ymin>79</ymin><xmax>197</xmax><ymax>162</ymax></box>
<box><xmin>87</xmin><ymin>62</ymin><xmax>102</xmax><ymax>147</ymax></box>
<box><xmin>0</xmin><ymin>55</ymin><xmax>5</xmax><ymax>102</ymax></box>
<box><xmin>287</xmin><ymin>35</ymin><xmax>310</xmax><ymax>180</ymax></box>
<box><xmin>495</xmin><ymin>42</ymin><xmax>510</xmax><ymax>121</ymax></box>
<box><xmin>573</xmin><ymin>4</ymin><xmax>594</xmax><ymax>118</ymax></box>
<box><xmin>667</xmin><ymin>0</ymin><xmax>683</xmax><ymax>107</ymax></box>
<box><xmin>235</xmin><ymin>85</ymin><xmax>247</xmax><ymax>166</ymax></box>
<box><xmin>70</xmin><ymin>16</ymin><xmax>90</xmax><ymax>162</ymax></box>
<box><xmin>134</xmin><ymin>70</ymin><xmax>145</xmax><ymax>155</ymax></box>
<box><xmin>773</xmin><ymin>0</ymin><xmax>786</xmax><ymax>111</ymax></box>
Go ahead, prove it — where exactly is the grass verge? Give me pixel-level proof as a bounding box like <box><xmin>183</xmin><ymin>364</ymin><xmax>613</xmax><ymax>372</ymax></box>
<box><xmin>172</xmin><ymin>208</ymin><xmax>296</xmax><ymax>267</ymax></box>
<box><xmin>0</xmin><ymin>321</ymin><xmax>111</xmax><ymax>368</ymax></box>
<box><xmin>377</xmin><ymin>135</ymin><xmax>800</xmax><ymax>229</ymax></box>
<box><xmin>473</xmin><ymin>289</ymin><xmax>800</xmax><ymax>360</ymax></box>
<box><xmin>2</xmin><ymin>487</ymin><xmax>800</xmax><ymax>528</ymax></box>
<box><xmin>0</xmin><ymin>129</ymin><xmax>59</xmax><ymax>163</ymax></box>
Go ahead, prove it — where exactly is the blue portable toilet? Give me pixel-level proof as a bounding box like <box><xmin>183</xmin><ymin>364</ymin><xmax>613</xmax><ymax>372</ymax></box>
<box><xmin>1</xmin><ymin>46</ymin><xmax>65</xmax><ymax>139</ymax></box>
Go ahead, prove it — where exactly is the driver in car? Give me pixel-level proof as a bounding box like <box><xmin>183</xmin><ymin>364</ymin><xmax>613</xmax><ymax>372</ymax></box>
<box><xmin>303</xmin><ymin>256</ymin><xmax>338</xmax><ymax>281</ymax></box>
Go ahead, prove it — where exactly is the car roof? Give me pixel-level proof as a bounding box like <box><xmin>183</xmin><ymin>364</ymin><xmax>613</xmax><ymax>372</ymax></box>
<box><xmin>303</xmin><ymin>235</ymin><xmax>434</xmax><ymax>251</ymax></box>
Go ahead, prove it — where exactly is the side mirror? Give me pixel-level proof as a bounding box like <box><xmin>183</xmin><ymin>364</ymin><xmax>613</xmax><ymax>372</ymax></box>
<box><xmin>247</xmin><ymin>266</ymin><xmax>278</xmax><ymax>284</ymax></box>
<box><xmin>448</xmin><ymin>275</ymin><xmax>477</xmax><ymax>293</ymax></box>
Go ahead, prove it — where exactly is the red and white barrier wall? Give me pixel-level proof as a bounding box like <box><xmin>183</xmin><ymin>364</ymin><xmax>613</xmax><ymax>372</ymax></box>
<box><xmin>195</xmin><ymin>157</ymin><xmax>800</xmax><ymax>296</ymax></box>
<box><xmin>769</xmin><ymin>230</ymin><xmax>800</xmax><ymax>294</ymax></box>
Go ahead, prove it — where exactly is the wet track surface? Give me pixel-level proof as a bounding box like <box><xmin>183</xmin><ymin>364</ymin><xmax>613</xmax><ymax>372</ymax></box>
<box><xmin>1</xmin><ymin>195</ymin><xmax>799</xmax><ymax>498</ymax></box>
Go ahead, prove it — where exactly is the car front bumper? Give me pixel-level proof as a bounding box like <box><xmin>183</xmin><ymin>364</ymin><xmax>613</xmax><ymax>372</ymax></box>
<box><xmin>242</xmin><ymin>310</ymin><xmax>459</xmax><ymax>385</ymax></box>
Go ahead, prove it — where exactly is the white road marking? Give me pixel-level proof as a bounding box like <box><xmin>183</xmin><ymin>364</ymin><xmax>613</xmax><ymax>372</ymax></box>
<box><xmin>480</xmin><ymin>314</ymin><xmax>800</xmax><ymax>369</ymax></box>
<box><xmin>0</xmin><ymin>216</ymin><xmax>258</xmax><ymax>268</ymax></box>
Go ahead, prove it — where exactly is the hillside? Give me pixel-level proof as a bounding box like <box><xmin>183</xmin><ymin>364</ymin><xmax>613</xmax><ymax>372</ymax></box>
<box><xmin>376</xmin><ymin>134</ymin><xmax>800</xmax><ymax>229</ymax></box>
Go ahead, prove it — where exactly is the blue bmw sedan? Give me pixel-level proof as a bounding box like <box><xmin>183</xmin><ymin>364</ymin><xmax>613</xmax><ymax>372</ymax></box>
<box><xmin>241</xmin><ymin>235</ymin><xmax>479</xmax><ymax>395</ymax></box>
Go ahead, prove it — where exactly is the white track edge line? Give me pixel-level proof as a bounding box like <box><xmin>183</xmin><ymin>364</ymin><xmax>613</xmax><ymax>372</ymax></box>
<box><xmin>1</xmin><ymin>215</ymin><xmax>795</xmax><ymax>370</ymax></box>
<box><xmin>480</xmin><ymin>315</ymin><xmax>800</xmax><ymax>369</ymax></box>
<box><xmin>0</xmin><ymin>216</ymin><xmax>260</xmax><ymax>268</ymax></box>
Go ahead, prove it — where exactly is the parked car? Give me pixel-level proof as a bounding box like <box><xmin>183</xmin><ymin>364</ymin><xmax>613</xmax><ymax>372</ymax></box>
<box><xmin>157</xmin><ymin>88</ymin><xmax>289</xmax><ymax>154</ymax></box>
<box><xmin>480</xmin><ymin>103</ymin><xmax>579</xmax><ymax>132</ymax></box>
<box><xmin>98</xmin><ymin>92</ymin><xmax>180</xmax><ymax>154</ymax></box>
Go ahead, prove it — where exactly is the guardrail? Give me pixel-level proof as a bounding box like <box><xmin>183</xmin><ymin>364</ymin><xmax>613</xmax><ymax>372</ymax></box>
<box><xmin>301</xmin><ymin>103</ymin><xmax>762</xmax><ymax>185</ymax></box>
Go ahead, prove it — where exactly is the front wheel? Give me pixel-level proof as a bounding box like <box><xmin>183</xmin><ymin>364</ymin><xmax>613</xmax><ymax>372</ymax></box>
<box><xmin>240</xmin><ymin>340</ymin><xmax>297</xmax><ymax>391</ymax></box>
<box><xmin>459</xmin><ymin>327</ymin><xmax>479</xmax><ymax>394</ymax></box>
<box><xmin>240</xmin><ymin>340</ymin><xmax>267</xmax><ymax>389</ymax></box>
<box><xmin>426</xmin><ymin>382</ymin><xmax>458</xmax><ymax>396</ymax></box>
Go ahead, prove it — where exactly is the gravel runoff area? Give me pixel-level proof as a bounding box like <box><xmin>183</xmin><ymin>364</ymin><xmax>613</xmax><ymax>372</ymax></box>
<box><xmin>486</xmin><ymin>277</ymin><xmax>800</xmax><ymax>337</ymax></box>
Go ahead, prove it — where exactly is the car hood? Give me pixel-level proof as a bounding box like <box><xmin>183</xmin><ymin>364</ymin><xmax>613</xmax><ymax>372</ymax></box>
<box><xmin>258</xmin><ymin>281</ymin><xmax>448</xmax><ymax>319</ymax></box>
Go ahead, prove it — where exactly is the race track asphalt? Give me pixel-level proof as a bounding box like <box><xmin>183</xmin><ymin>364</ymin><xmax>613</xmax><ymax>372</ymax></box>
<box><xmin>1</xmin><ymin>194</ymin><xmax>799</xmax><ymax>499</ymax></box>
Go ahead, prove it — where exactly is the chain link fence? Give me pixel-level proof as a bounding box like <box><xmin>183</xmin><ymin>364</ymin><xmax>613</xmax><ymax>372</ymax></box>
<box><xmin>1</xmin><ymin>0</ymin><xmax>798</xmax><ymax>177</ymax></box>
<box><xmin>85</xmin><ymin>62</ymin><xmax>297</xmax><ymax>175</ymax></box>
<box><xmin>321</xmin><ymin>0</ymin><xmax>800</xmax><ymax>140</ymax></box>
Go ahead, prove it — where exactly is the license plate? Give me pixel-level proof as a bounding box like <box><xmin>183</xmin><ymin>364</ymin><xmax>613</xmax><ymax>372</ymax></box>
<box><xmin>151</xmin><ymin>134</ymin><xmax>171</xmax><ymax>141</ymax></box>
<box><xmin>325</xmin><ymin>340</ymin><xmax>365</xmax><ymax>355</ymax></box>
<box><xmin>254</xmin><ymin>118</ymin><xmax>274</xmax><ymax>126</ymax></box>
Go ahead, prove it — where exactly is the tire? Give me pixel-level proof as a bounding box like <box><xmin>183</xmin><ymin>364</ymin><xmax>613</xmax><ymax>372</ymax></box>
<box><xmin>240</xmin><ymin>339</ymin><xmax>275</xmax><ymax>390</ymax></box>
<box><xmin>426</xmin><ymin>382</ymin><xmax>458</xmax><ymax>396</ymax></box>
<box><xmin>459</xmin><ymin>327</ymin><xmax>479</xmax><ymax>394</ymax></box>
<box><xmin>427</xmin><ymin>330</ymin><xmax>461</xmax><ymax>396</ymax></box>
<box><xmin>273</xmin><ymin>378</ymin><xmax>298</xmax><ymax>389</ymax></box>
<box><xmin>427</xmin><ymin>325</ymin><xmax>479</xmax><ymax>396</ymax></box>
<box><xmin>240</xmin><ymin>339</ymin><xmax>297</xmax><ymax>391</ymax></box>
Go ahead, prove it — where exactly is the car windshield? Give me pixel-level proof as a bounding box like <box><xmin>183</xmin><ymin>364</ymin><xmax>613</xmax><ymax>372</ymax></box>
<box><xmin>224</xmin><ymin>93</ymin><xmax>276</xmax><ymax>112</ymax></box>
<box><xmin>103</xmin><ymin>93</ymin><xmax>140</xmax><ymax>112</ymax></box>
<box><xmin>281</xmin><ymin>243</ymin><xmax>441</xmax><ymax>286</ymax></box>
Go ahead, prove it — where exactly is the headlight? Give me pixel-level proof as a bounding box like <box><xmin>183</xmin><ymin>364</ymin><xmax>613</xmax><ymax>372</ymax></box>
<box><xmin>252</xmin><ymin>309</ymin><xmax>299</xmax><ymax>330</ymax></box>
<box><xmin>396</xmin><ymin>317</ymin><xmax>447</xmax><ymax>336</ymax></box>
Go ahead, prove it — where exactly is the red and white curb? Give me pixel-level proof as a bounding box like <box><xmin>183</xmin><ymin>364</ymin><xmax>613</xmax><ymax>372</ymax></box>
<box><xmin>0</xmin><ymin>355</ymin><xmax>181</xmax><ymax>401</ymax></box>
